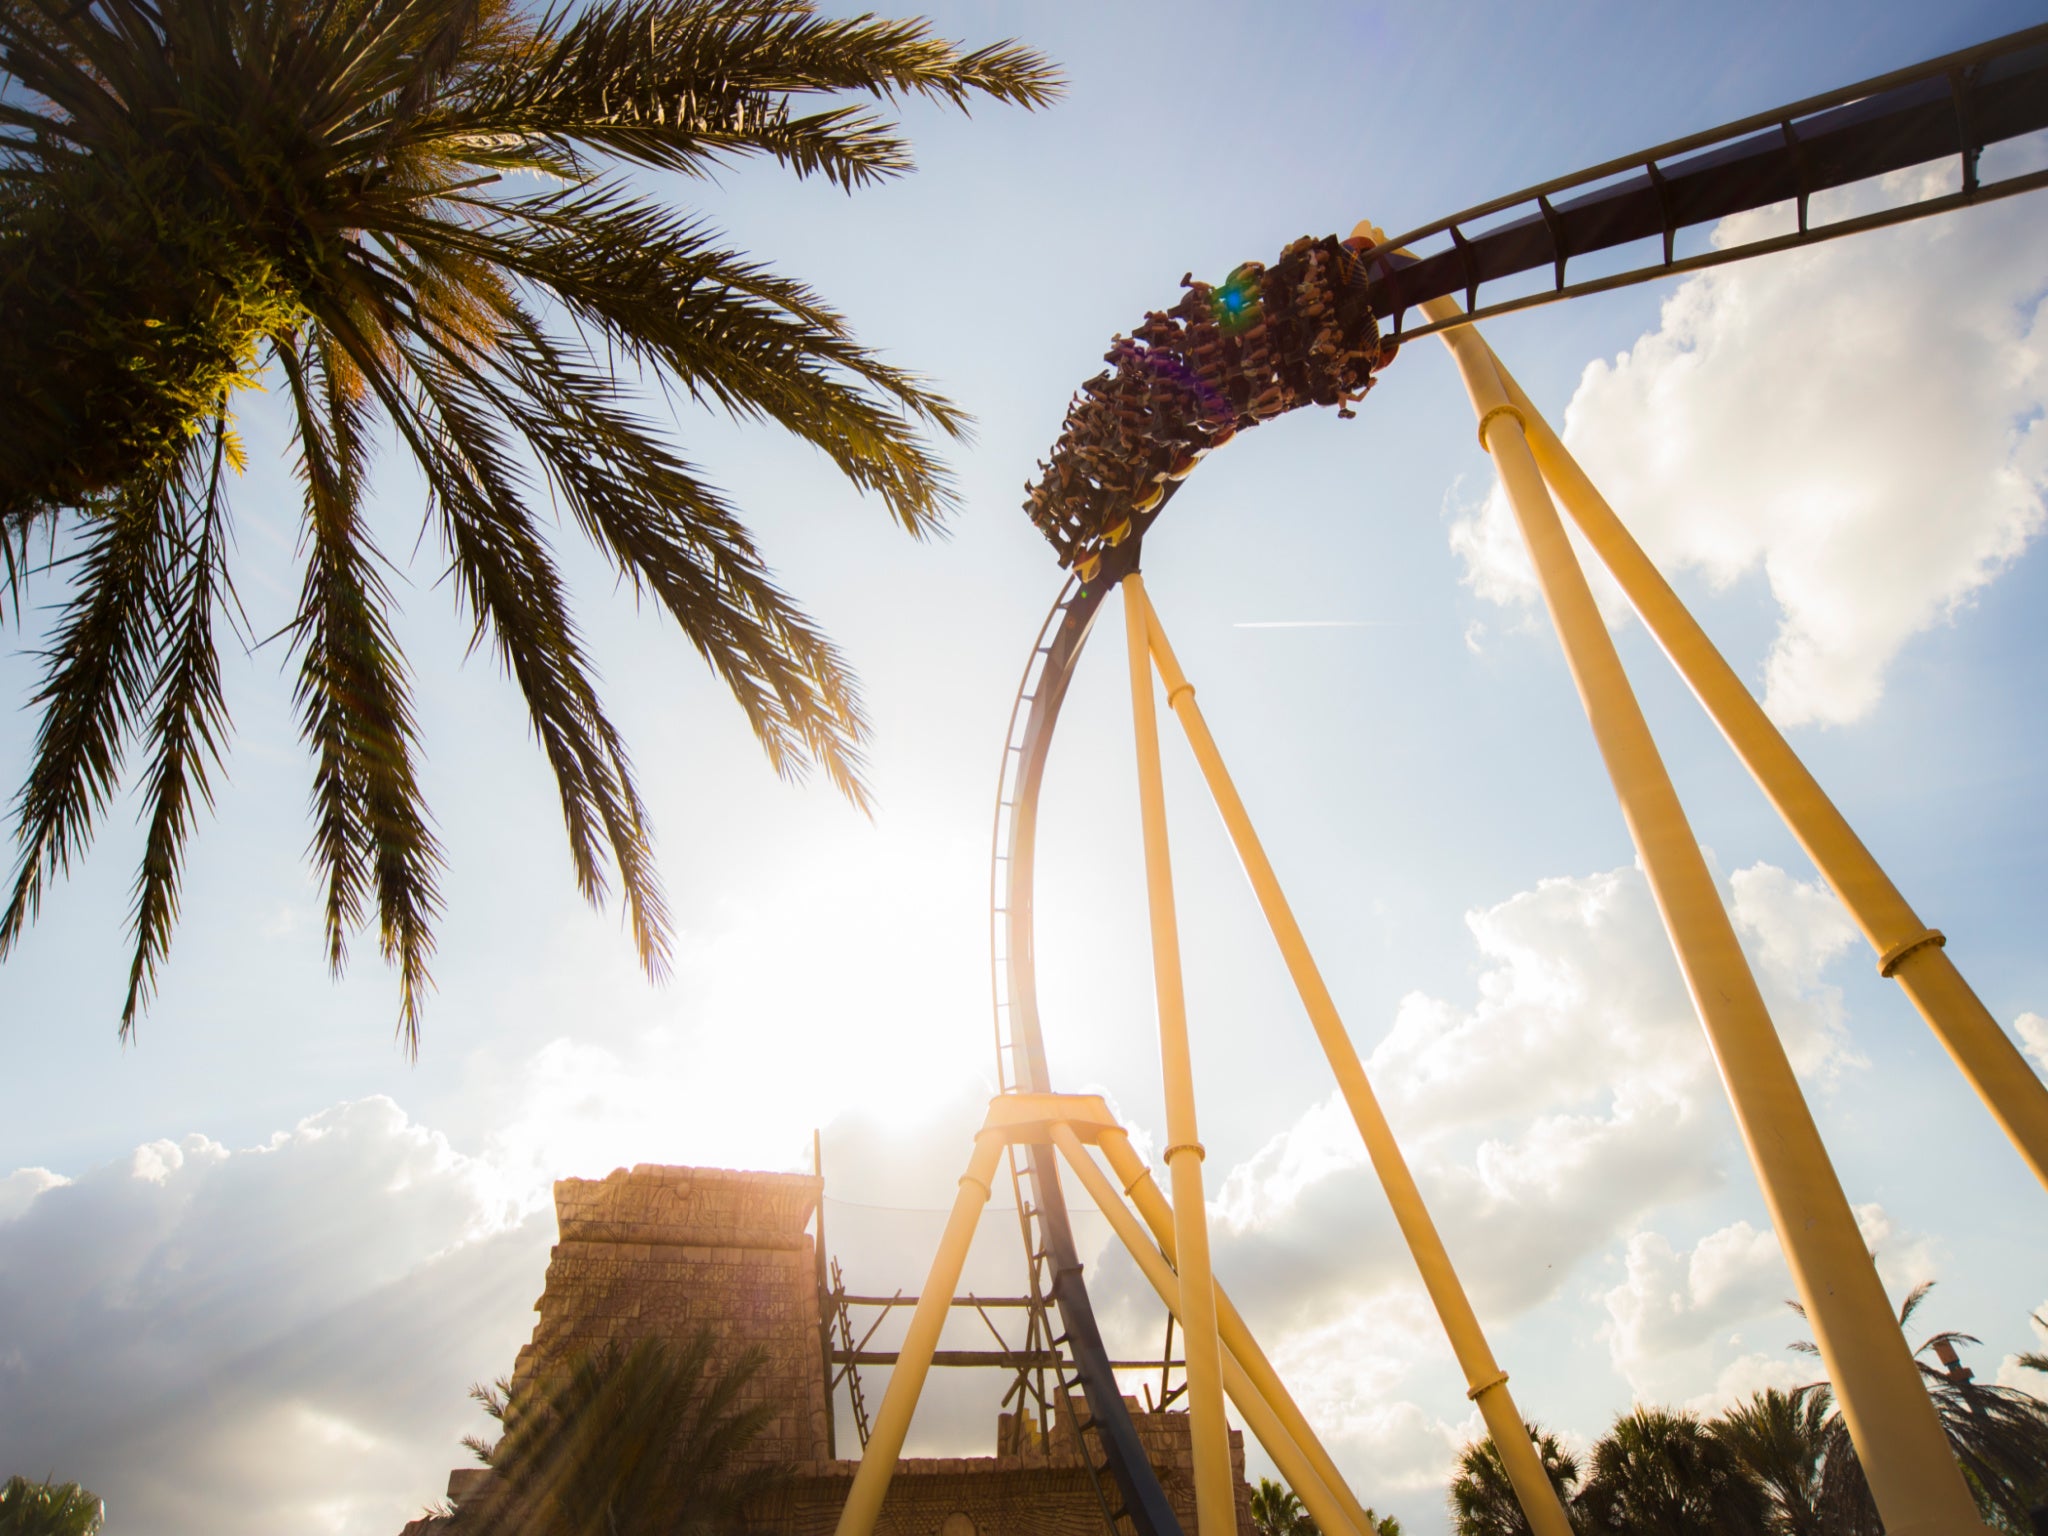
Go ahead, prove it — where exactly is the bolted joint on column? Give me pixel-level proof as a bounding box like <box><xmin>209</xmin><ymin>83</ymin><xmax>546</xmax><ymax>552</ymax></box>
<box><xmin>1164</xmin><ymin>1141</ymin><xmax>1207</xmax><ymax>1164</ymax></box>
<box><xmin>1475</xmin><ymin>403</ymin><xmax>1527</xmax><ymax>450</ymax></box>
<box><xmin>1878</xmin><ymin>928</ymin><xmax>1946</xmax><ymax>977</ymax></box>
<box><xmin>1166</xmin><ymin>681</ymin><xmax>1196</xmax><ymax>709</ymax></box>
<box><xmin>958</xmin><ymin>1172</ymin><xmax>993</xmax><ymax>1200</ymax></box>
<box><xmin>1465</xmin><ymin>1370</ymin><xmax>1509</xmax><ymax>1402</ymax></box>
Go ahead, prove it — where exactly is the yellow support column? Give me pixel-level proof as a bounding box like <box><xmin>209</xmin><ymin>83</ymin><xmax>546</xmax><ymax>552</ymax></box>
<box><xmin>1121</xmin><ymin>571</ymin><xmax>1238</xmax><ymax>1536</ymax></box>
<box><xmin>1124</xmin><ymin>578</ymin><xmax>1574</xmax><ymax>1536</ymax></box>
<box><xmin>833</xmin><ymin>1133</ymin><xmax>1005</xmax><ymax>1536</ymax></box>
<box><xmin>1427</xmin><ymin>301</ymin><xmax>1986</xmax><ymax>1536</ymax></box>
<box><xmin>1095</xmin><ymin>1131</ymin><xmax>1377</xmax><ymax>1536</ymax></box>
<box><xmin>1479</xmin><ymin>346</ymin><xmax>2048</xmax><ymax>1193</ymax></box>
<box><xmin>1049</xmin><ymin>1123</ymin><xmax>1364</xmax><ymax>1536</ymax></box>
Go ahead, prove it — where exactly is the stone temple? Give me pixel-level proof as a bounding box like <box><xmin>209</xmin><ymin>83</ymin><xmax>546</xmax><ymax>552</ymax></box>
<box><xmin>410</xmin><ymin>1163</ymin><xmax>1255</xmax><ymax>1535</ymax></box>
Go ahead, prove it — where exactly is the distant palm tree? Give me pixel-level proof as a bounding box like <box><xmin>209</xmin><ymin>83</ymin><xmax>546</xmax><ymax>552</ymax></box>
<box><xmin>1447</xmin><ymin>1424</ymin><xmax>1580</xmax><ymax>1536</ymax></box>
<box><xmin>1788</xmin><ymin>1283</ymin><xmax>2048</xmax><ymax>1532</ymax></box>
<box><xmin>1251</xmin><ymin>1473</ymin><xmax>1401</xmax><ymax>1536</ymax></box>
<box><xmin>1574</xmin><ymin>1405</ymin><xmax>1766</xmax><ymax>1536</ymax></box>
<box><xmin>0</xmin><ymin>1477</ymin><xmax>103</xmax><ymax>1536</ymax></box>
<box><xmin>1709</xmin><ymin>1387</ymin><xmax>1832</xmax><ymax>1536</ymax></box>
<box><xmin>448</xmin><ymin>1332</ymin><xmax>781</xmax><ymax>1535</ymax></box>
<box><xmin>1253</xmin><ymin>1477</ymin><xmax>1315</xmax><ymax>1536</ymax></box>
<box><xmin>0</xmin><ymin>0</ymin><xmax>1058</xmax><ymax>1046</ymax></box>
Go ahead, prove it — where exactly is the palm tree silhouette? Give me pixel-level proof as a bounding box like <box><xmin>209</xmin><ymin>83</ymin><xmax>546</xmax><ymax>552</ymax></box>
<box><xmin>1574</xmin><ymin>1405</ymin><xmax>1766</xmax><ymax>1536</ymax></box>
<box><xmin>444</xmin><ymin>1332</ymin><xmax>783</xmax><ymax>1535</ymax></box>
<box><xmin>0</xmin><ymin>0</ymin><xmax>1059</xmax><ymax>1045</ymax></box>
<box><xmin>1786</xmin><ymin>1281</ymin><xmax>2048</xmax><ymax>1531</ymax></box>
<box><xmin>1447</xmin><ymin>1423</ymin><xmax>1580</xmax><ymax>1536</ymax></box>
<box><xmin>0</xmin><ymin>1476</ymin><xmax>104</xmax><ymax>1536</ymax></box>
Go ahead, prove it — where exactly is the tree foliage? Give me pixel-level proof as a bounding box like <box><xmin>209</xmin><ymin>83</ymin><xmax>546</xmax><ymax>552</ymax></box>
<box><xmin>0</xmin><ymin>0</ymin><xmax>1059</xmax><ymax>1046</ymax></box>
<box><xmin>446</xmin><ymin>1332</ymin><xmax>781</xmax><ymax>1536</ymax></box>
<box><xmin>0</xmin><ymin>1477</ymin><xmax>104</xmax><ymax>1536</ymax></box>
<box><xmin>1447</xmin><ymin>1424</ymin><xmax>1580</xmax><ymax>1536</ymax></box>
<box><xmin>1446</xmin><ymin>1289</ymin><xmax>2048</xmax><ymax>1536</ymax></box>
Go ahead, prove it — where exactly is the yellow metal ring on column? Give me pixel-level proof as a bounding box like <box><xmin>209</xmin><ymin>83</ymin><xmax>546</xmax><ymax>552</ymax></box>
<box><xmin>1165</xmin><ymin>1142</ymin><xmax>1207</xmax><ymax>1163</ymax></box>
<box><xmin>1167</xmin><ymin>682</ymin><xmax>1196</xmax><ymax>709</ymax></box>
<box><xmin>1475</xmin><ymin>403</ymin><xmax>1526</xmax><ymax>450</ymax></box>
<box><xmin>960</xmin><ymin>1172</ymin><xmax>993</xmax><ymax>1199</ymax></box>
<box><xmin>1466</xmin><ymin>1370</ymin><xmax>1509</xmax><ymax>1401</ymax></box>
<box><xmin>1878</xmin><ymin>928</ymin><xmax>1946</xmax><ymax>977</ymax></box>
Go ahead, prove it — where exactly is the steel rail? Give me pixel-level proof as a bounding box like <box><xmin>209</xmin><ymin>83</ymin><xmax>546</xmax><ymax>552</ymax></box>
<box><xmin>987</xmin><ymin>26</ymin><xmax>2048</xmax><ymax>1536</ymax></box>
<box><xmin>1359</xmin><ymin>23</ymin><xmax>2048</xmax><ymax>341</ymax></box>
<box><xmin>987</xmin><ymin>499</ymin><xmax>1177</xmax><ymax>1536</ymax></box>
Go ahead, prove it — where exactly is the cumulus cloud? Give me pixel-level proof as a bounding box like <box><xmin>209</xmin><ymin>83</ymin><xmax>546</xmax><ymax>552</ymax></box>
<box><xmin>1596</xmin><ymin>1202</ymin><xmax>1944</xmax><ymax>1410</ymax></box>
<box><xmin>1451</xmin><ymin>161</ymin><xmax>2048</xmax><ymax>726</ymax></box>
<box><xmin>1166</xmin><ymin>858</ymin><xmax>1888</xmax><ymax>1524</ymax></box>
<box><xmin>1600</xmin><ymin>1222</ymin><xmax>1792</xmax><ymax>1397</ymax></box>
<box><xmin>0</xmin><ymin>860</ymin><xmax>1930</xmax><ymax>1536</ymax></box>
<box><xmin>2016</xmin><ymin>1012</ymin><xmax>2048</xmax><ymax>1077</ymax></box>
<box><xmin>0</xmin><ymin>1099</ymin><xmax>551</xmax><ymax>1536</ymax></box>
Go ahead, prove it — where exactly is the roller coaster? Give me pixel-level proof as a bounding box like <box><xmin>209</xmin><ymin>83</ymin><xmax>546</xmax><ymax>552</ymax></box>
<box><xmin>836</xmin><ymin>25</ymin><xmax>2048</xmax><ymax>1536</ymax></box>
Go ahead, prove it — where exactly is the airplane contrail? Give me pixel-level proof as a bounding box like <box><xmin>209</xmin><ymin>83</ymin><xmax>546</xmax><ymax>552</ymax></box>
<box><xmin>1231</xmin><ymin>619</ymin><xmax>1411</xmax><ymax>629</ymax></box>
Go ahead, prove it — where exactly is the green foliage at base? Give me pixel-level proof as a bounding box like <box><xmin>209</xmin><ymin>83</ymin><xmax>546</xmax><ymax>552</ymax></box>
<box><xmin>0</xmin><ymin>1477</ymin><xmax>104</xmax><ymax>1536</ymax></box>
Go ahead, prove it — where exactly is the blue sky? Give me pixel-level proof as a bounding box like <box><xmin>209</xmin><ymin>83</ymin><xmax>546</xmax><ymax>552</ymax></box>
<box><xmin>3</xmin><ymin>2</ymin><xmax>2048</xmax><ymax>1532</ymax></box>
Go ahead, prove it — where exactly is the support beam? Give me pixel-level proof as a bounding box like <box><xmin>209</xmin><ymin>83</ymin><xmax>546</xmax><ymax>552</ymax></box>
<box><xmin>1051</xmin><ymin>1123</ymin><xmax>1359</xmax><ymax>1536</ymax></box>
<box><xmin>1127</xmin><ymin>580</ymin><xmax>1574</xmax><ymax>1536</ymax></box>
<box><xmin>833</xmin><ymin>1134</ymin><xmax>1005</xmax><ymax>1536</ymax></box>
<box><xmin>1478</xmin><ymin>346</ymin><xmax>2048</xmax><ymax>1193</ymax></box>
<box><xmin>1425</xmin><ymin>293</ymin><xmax>1986</xmax><ymax>1536</ymax></box>
<box><xmin>1121</xmin><ymin>572</ymin><xmax>1237</xmax><ymax>1536</ymax></box>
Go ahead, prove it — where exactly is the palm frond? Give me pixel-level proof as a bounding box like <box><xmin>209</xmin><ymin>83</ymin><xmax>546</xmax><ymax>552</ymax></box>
<box><xmin>121</xmin><ymin>406</ymin><xmax>236</xmax><ymax>1033</ymax></box>
<box><xmin>0</xmin><ymin>472</ymin><xmax>170</xmax><ymax>957</ymax></box>
<box><xmin>376</xmin><ymin>343</ymin><xmax>673</xmax><ymax>977</ymax></box>
<box><xmin>0</xmin><ymin>0</ymin><xmax>1058</xmax><ymax>1039</ymax></box>
<box><xmin>277</xmin><ymin>331</ymin><xmax>443</xmax><ymax>1050</ymax></box>
<box><xmin>423</xmin><ymin>0</ymin><xmax>1060</xmax><ymax>185</ymax></box>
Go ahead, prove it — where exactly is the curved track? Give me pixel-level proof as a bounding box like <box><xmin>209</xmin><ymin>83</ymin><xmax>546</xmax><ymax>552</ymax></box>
<box><xmin>985</xmin><ymin>25</ymin><xmax>2048</xmax><ymax>1536</ymax></box>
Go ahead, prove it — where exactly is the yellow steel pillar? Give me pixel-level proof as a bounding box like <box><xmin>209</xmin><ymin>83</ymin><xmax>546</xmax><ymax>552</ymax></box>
<box><xmin>833</xmin><ymin>1132</ymin><xmax>1005</xmax><ymax>1536</ymax></box>
<box><xmin>1477</xmin><ymin>346</ymin><xmax>2048</xmax><ymax>1193</ymax></box>
<box><xmin>1125</xmin><ymin>579</ymin><xmax>1575</xmax><ymax>1536</ymax></box>
<box><xmin>1049</xmin><ymin>1123</ymin><xmax>1364</xmax><ymax>1536</ymax></box>
<box><xmin>1121</xmin><ymin>571</ymin><xmax>1238</xmax><ymax>1536</ymax></box>
<box><xmin>1094</xmin><ymin>1131</ymin><xmax>1375</xmax><ymax>1536</ymax></box>
<box><xmin>1425</xmin><ymin>298</ymin><xmax>1986</xmax><ymax>1535</ymax></box>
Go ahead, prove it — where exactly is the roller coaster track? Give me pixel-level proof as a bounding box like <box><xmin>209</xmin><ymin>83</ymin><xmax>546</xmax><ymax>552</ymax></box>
<box><xmin>988</xmin><ymin>23</ymin><xmax>2048</xmax><ymax>1536</ymax></box>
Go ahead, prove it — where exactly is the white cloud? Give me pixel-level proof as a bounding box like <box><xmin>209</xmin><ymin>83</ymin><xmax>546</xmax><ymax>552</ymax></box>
<box><xmin>0</xmin><ymin>860</ymin><xmax>1919</xmax><ymax>1536</ymax></box>
<box><xmin>1600</xmin><ymin>1222</ymin><xmax>1792</xmax><ymax>1396</ymax></box>
<box><xmin>1451</xmin><ymin>163</ymin><xmax>2048</xmax><ymax>726</ymax></box>
<box><xmin>1994</xmin><ymin>1304</ymin><xmax>2048</xmax><ymax>1391</ymax></box>
<box><xmin>2016</xmin><ymin>1011</ymin><xmax>2048</xmax><ymax>1077</ymax></box>
<box><xmin>1175</xmin><ymin>857</ymin><xmax>1887</xmax><ymax>1526</ymax></box>
<box><xmin>0</xmin><ymin>1167</ymin><xmax>67</xmax><ymax>1223</ymax></box>
<box><xmin>0</xmin><ymin>1099</ymin><xmax>550</xmax><ymax>1536</ymax></box>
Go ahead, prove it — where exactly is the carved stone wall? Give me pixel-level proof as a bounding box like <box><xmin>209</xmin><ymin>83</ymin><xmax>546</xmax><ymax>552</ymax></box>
<box><xmin>423</xmin><ymin>1163</ymin><xmax>1254</xmax><ymax>1536</ymax></box>
<box><xmin>509</xmin><ymin>1163</ymin><xmax>831</xmax><ymax>1467</ymax></box>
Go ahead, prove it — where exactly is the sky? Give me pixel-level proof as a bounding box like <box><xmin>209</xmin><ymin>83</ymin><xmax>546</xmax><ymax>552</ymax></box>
<box><xmin>4</xmin><ymin>2</ymin><xmax>2048</xmax><ymax>1533</ymax></box>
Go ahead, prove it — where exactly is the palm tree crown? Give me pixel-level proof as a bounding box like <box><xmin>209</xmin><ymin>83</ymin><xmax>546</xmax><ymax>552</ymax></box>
<box><xmin>0</xmin><ymin>0</ymin><xmax>1059</xmax><ymax>1045</ymax></box>
<box><xmin>0</xmin><ymin>1477</ymin><xmax>104</xmax><ymax>1536</ymax></box>
<box><xmin>1447</xmin><ymin>1423</ymin><xmax>1579</xmax><ymax>1536</ymax></box>
<box><xmin>448</xmin><ymin>1332</ymin><xmax>781</xmax><ymax>1535</ymax></box>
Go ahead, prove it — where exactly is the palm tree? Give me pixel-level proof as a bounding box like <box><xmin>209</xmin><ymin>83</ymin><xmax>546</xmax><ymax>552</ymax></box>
<box><xmin>446</xmin><ymin>1331</ymin><xmax>782</xmax><ymax>1535</ymax></box>
<box><xmin>0</xmin><ymin>1477</ymin><xmax>104</xmax><ymax>1536</ymax></box>
<box><xmin>1574</xmin><ymin>1405</ymin><xmax>1767</xmax><ymax>1536</ymax></box>
<box><xmin>1252</xmin><ymin>1477</ymin><xmax>1315</xmax><ymax>1536</ymax></box>
<box><xmin>1787</xmin><ymin>1283</ymin><xmax>2048</xmax><ymax>1532</ymax></box>
<box><xmin>1252</xmin><ymin>1476</ymin><xmax>1402</xmax><ymax>1536</ymax></box>
<box><xmin>0</xmin><ymin>0</ymin><xmax>1059</xmax><ymax>1046</ymax></box>
<box><xmin>1447</xmin><ymin>1424</ymin><xmax>1579</xmax><ymax>1536</ymax></box>
<box><xmin>1708</xmin><ymin>1387</ymin><xmax>1832</xmax><ymax>1536</ymax></box>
